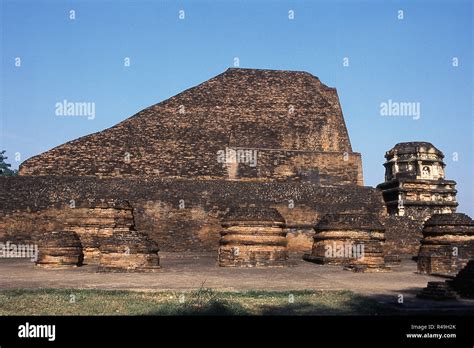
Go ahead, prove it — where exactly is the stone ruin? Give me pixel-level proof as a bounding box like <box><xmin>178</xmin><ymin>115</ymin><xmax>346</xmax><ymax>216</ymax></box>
<box><xmin>35</xmin><ymin>200</ymin><xmax>160</xmax><ymax>272</ymax></box>
<box><xmin>417</xmin><ymin>281</ymin><xmax>459</xmax><ymax>301</ymax></box>
<box><xmin>377</xmin><ymin>142</ymin><xmax>458</xmax><ymax>221</ymax></box>
<box><xmin>64</xmin><ymin>200</ymin><xmax>136</xmax><ymax>264</ymax></box>
<box><xmin>418</xmin><ymin>260</ymin><xmax>474</xmax><ymax>301</ymax></box>
<box><xmin>218</xmin><ymin>207</ymin><xmax>288</xmax><ymax>267</ymax></box>
<box><xmin>3</xmin><ymin>70</ymin><xmax>464</xmax><ymax>260</ymax></box>
<box><xmin>18</xmin><ymin>68</ymin><xmax>362</xmax><ymax>186</ymax></box>
<box><xmin>0</xmin><ymin>67</ymin><xmax>471</xmax><ymax>288</ymax></box>
<box><xmin>303</xmin><ymin>213</ymin><xmax>389</xmax><ymax>272</ymax></box>
<box><xmin>36</xmin><ymin>230</ymin><xmax>83</xmax><ymax>268</ymax></box>
<box><xmin>448</xmin><ymin>259</ymin><xmax>474</xmax><ymax>298</ymax></box>
<box><xmin>417</xmin><ymin>213</ymin><xmax>474</xmax><ymax>275</ymax></box>
<box><xmin>98</xmin><ymin>230</ymin><xmax>160</xmax><ymax>272</ymax></box>
<box><xmin>376</xmin><ymin>141</ymin><xmax>461</xmax><ymax>262</ymax></box>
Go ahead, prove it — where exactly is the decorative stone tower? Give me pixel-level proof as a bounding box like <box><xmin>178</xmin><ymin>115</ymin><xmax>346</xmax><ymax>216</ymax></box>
<box><xmin>377</xmin><ymin>142</ymin><xmax>457</xmax><ymax>221</ymax></box>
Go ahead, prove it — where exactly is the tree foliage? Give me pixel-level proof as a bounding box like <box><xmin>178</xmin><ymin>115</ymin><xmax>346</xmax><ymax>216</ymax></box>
<box><xmin>0</xmin><ymin>150</ymin><xmax>18</xmax><ymax>176</ymax></box>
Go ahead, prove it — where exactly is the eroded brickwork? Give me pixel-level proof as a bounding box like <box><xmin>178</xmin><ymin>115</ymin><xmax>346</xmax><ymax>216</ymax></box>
<box><xmin>218</xmin><ymin>207</ymin><xmax>288</xmax><ymax>267</ymax></box>
<box><xmin>0</xmin><ymin>176</ymin><xmax>385</xmax><ymax>252</ymax></box>
<box><xmin>98</xmin><ymin>230</ymin><xmax>160</xmax><ymax>272</ymax></box>
<box><xmin>19</xmin><ymin>68</ymin><xmax>361</xmax><ymax>185</ymax></box>
<box><xmin>304</xmin><ymin>213</ymin><xmax>389</xmax><ymax>272</ymax></box>
<box><xmin>36</xmin><ymin>230</ymin><xmax>83</xmax><ymax>268</ymax></box>
<box><xmin>377</xmin><ymin>142</ymin><xmax>458</xmax><ymax>221</ymax></box>
<box><xmin>417</xmin><ymin>213</ymin><xmax>474</xmax><ymax>275</ymax></box>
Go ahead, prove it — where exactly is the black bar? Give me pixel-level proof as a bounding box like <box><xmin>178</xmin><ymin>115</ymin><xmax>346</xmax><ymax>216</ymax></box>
<box><xmin>0</xmin><ymin>315</ymin><xmax>473</xmax><ymax>346</ymax></box>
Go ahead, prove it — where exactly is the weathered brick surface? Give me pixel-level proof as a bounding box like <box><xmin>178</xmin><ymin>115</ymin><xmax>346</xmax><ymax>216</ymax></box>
<box><xmin>218</xmin><ymin>207</ymin><xmax>288</xmax><ymax>267</ymax></box>
<box><xmin>417</xmin><ymin>213</ymin><xmax>474</xmax><ymax>275</ymax></box>
<box><xmin>0</xmin><ymin>176</ymin><xmax>385</xmax><ymax>252</ymax></box>
<box><xmin>63</xmin><ymin>200</ymin><xmax>137</xmax><ymax>264</ymax></box>
<box><xmin>18</xmin><ymin>68</ymin><xmax>361</xmax><ymax>185</ymax></box>
<box><xmin>304</xmin><ymin>213</ymin><xmax>389</xmax><ymax>271</ymax></box>
<box><xmin>36</xmin><ymin>230</ymin><xmax>83</xmax><ymax>268</ymax></box>
<box><xmin>382</xmin><ymin>215</ymin><xmax>423</xmax><ymax>257</ymax></box>
<box><xmin>377</xmin><ymin>142</ymin><xmax>458</xmax><ymax>221</ymax></box>
<box><xmin>224</xmin><ymin>149</ymin><xmax>363</xmax><ymax>186</ymax></box>
<box><xmin>98</xmin><ymin>230</ymin><xmax>160</xmax><ymax>273</ymax></box>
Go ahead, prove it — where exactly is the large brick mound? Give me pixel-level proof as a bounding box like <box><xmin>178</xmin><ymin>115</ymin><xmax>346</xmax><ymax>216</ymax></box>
<box><xmin>2</xmin><ymin>69</ymin><xmax>449</xmax><ymax>258</ymax></box>
<box><xmin>18</xmin><ymin>68</ymin><xmax>362</xmax><ymax>186</ymax></box>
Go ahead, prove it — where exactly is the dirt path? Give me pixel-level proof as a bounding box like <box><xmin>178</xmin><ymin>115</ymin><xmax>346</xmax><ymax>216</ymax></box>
<box><xmin>1</xmin><ymin>252</ymin><xmax>474</xmax><ymax>310</ymax></box>
<box><xmin>0</xmin><ymin>252</ymin><xmax>443</xmax><ymax>293</ymax></box>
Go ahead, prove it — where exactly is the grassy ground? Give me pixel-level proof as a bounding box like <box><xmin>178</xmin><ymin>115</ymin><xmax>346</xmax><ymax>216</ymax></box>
<box><xmin>0</xmin><ymin>288</ymin><xmax>397</xmax><ymax>315</ymax></box>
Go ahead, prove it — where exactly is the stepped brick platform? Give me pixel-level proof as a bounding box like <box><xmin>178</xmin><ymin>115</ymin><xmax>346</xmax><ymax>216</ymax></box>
<box><xmin>98</xmin><ymin>230</ymin><xmax>160</xmax><ymax>272</ymax></box>
<box><xmin>304</xmin><ymin>213</ymin><xmax>389</xmax><ymax>272</ymax></box>
<box><xmin>36</xmin><ymin>230</ymin><xmax>83</xmax><ymax>268</ymax></box>
<box><xmin>417</xmin><ymin>281</ymin><xmax>459</xmax><ymax>301</ymax></box>
<box><xmin>449</xmin><ymin>260</ymin><xmax>474</xmax><ymax>298</ymax></box>
<box><xmin>417</xmin><ymin>213</ymin><xmax>474</xmax><ymax>275</ymax></box>
<box><xmin>218</xmin><ymin>207</ymin><xmax>288</xmax><ymax>267</ymax></box>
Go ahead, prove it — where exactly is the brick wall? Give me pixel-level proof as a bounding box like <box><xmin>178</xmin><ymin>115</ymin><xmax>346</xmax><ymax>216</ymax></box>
<box><xmin>0</xmin><ymin>176</ymin><xmax>381</xmax><ymax>252</ymax></box>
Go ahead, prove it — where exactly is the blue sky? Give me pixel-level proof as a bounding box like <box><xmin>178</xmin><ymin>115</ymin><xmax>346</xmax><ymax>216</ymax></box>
<box><xmin>0</xmin><ymin>0</ymin><xmax>472</xmax><ymax>215</ymax></box>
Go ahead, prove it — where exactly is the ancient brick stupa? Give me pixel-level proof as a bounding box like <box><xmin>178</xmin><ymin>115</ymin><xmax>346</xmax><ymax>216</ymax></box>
<box><xmin>377</xmin><ymin>142</ymin><xmax>458</xmax><ymax>221</ymax></box>
<box><xmin>19</xmin><ymin>68</ymin><xmax>363</xmax><ymax>186</ymax></box>
<box><xmin>62</xmin><ymin>199</ymin><xmax>160</xmax><ymax>272</ymax></box>
<box><xmin>98</xmin><ymin>230</ymin><xmax>160</xmax><ymax>272</ymax></box>
<box><xmin>304</xmin><ymin>213</ymin><xmax>388</xmax><ymax>271</ymax></box>
<box><xmin>64</xmin><ymin>200</ymin><xmax>137</xmax><ymax>264</ymax></box>
<box><xmin>4</xmin><ymin>68</ymin><xmax>467</xmax><ymax>262</ymax></box>
<box><xmin>36</xmin><ymin>230</ymin><xmax>83</xmax><ymax>268</ymax></box>
<box><xmin>218</xmin><ymin>207</ymin><xmax>288</xmax><ymax>267</ymax></box>
<box><xmin>417</xmin><ymin>213</ymin><xmax>474</xmax><ymax>275</ymax></box>
<box><xmin>7</xmin><ymin>68</ymin><xmax>383</xmax><ymax>258</ymax></box>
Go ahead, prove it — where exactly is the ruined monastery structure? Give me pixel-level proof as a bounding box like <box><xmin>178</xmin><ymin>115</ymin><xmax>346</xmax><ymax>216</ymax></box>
<box><xmin>0</xmin><ymin>68</ymin><xmax>471</xmax><ymax>281</ymax></box>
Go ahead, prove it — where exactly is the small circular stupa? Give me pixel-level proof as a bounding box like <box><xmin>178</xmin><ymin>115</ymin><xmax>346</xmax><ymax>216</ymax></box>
<box><xmin>98</xmin><ymin>230</ymin><xmax>160</xmax><ymax>272</ymax></box>
<box><xmin>304</xmin><ymin>213</ymin><xmax>388</xmax><ymax>271</ymax></box>
<box><xmin>418</xmin><ymin>213</ymin><xmax>474</xmax><ymax>275</ymax></box>
<box><xmin>218</xmin><ymin>207</ymin><xmax>288</xmax><ymax>267</ymax></box>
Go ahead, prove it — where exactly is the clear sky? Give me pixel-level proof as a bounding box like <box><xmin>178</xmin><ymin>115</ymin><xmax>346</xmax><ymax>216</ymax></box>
<box><xmin>1</xmin><ymin>0</ymin><xmax>472</xmax><ymax>215</ymax></box>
